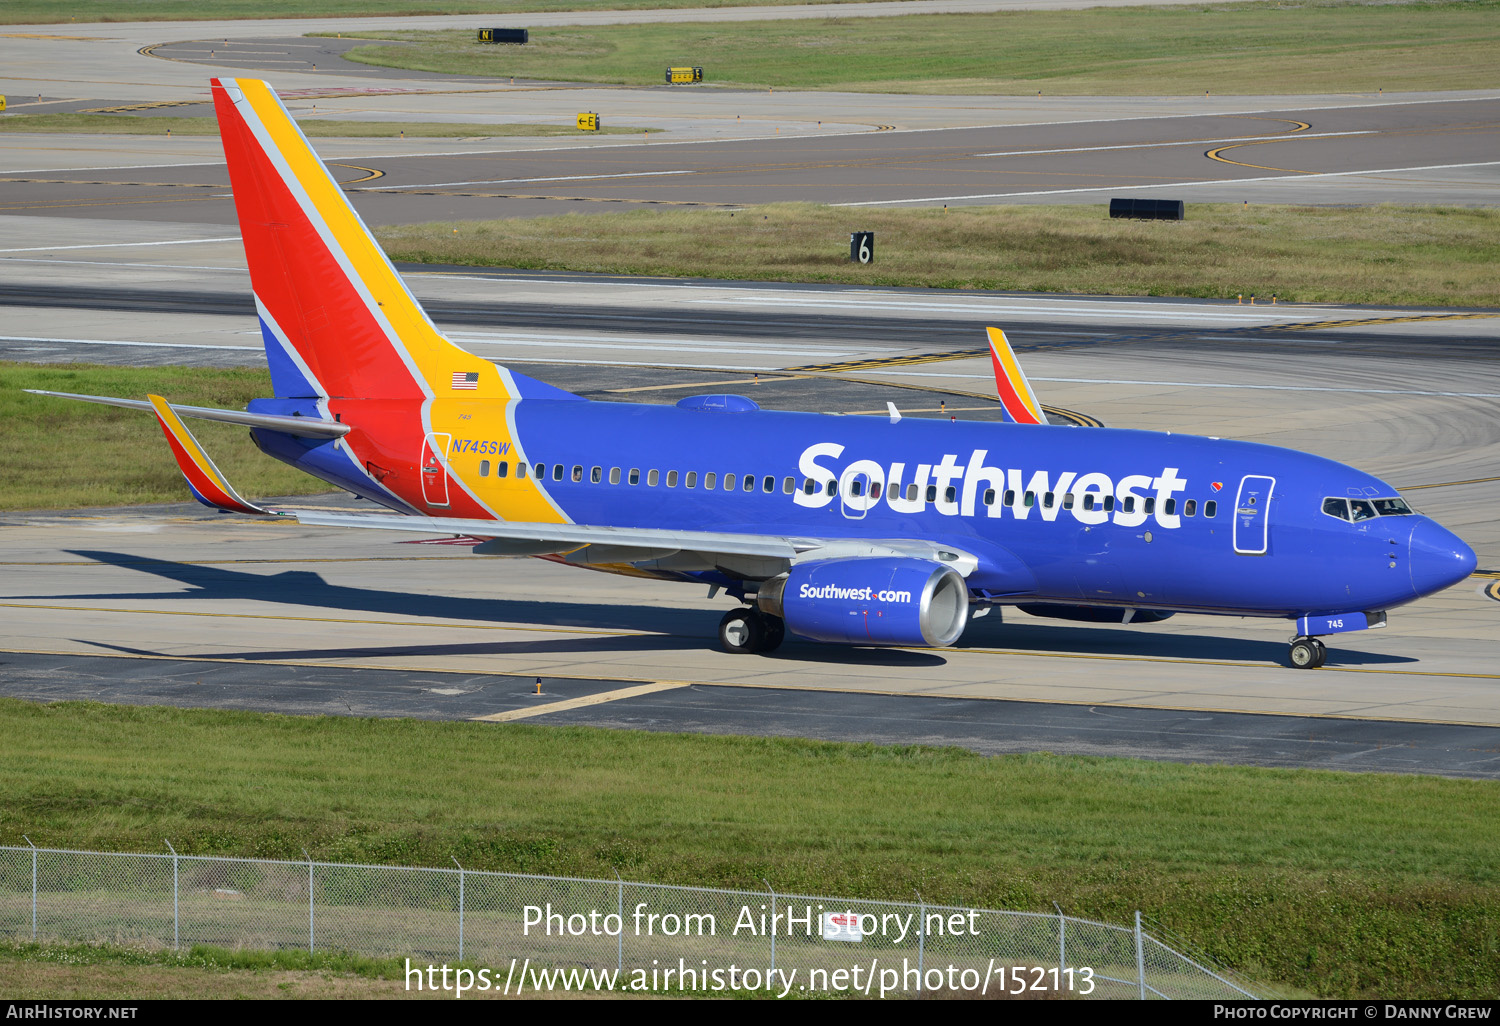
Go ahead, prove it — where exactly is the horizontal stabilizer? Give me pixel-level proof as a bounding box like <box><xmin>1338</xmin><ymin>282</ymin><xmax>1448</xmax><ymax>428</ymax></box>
<box><xmin>147</xmin><ymin>394</ymin><xmax>277</xmax><ymax>516</ymax></box>
<box><xmin>986</xmin><ymin>327</ymin><xmax>1048</xmax><ymax>425</ymax></box>
<box><xmin>25</xmin><ymin>389</ymin><xmax>348</xmax><ymax>439</ymax></box>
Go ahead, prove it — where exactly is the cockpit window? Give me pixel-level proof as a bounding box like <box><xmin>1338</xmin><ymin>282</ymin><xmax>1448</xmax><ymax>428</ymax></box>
<box><xmin>1323</xmin><ymin>496</ymin><xmax>1414</xmax><ymax>521</ymax></box>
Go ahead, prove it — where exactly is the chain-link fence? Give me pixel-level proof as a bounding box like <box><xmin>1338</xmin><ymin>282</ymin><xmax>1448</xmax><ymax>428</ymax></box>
<box><xmin>0</xmin><ymin>844</ymin><xmax>1260</xmax><ymax>999</ymax></box>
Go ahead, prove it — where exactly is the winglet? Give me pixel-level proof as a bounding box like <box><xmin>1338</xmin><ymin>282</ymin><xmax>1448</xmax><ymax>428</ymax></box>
<box><xmin>147</xmin><ymin>394</ymin><xmax>272</xmax><ymax>515</ymax></box>
<box><xmin>986</xmin><ymin>327</ymin><xmax>1048</xmax><ymax>425</ymax></box>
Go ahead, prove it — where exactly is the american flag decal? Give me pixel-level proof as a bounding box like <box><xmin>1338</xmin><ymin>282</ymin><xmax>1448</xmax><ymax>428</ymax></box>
<box><xmin>451</xmin><ymin>371</ymin><xmax>479</xmax><ymax>390</ymax></box>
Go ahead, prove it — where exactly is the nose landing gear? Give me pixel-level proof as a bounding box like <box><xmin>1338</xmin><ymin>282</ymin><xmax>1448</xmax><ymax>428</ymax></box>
<box><xmin>718</xmin><ymin>607</ymin><xmax>786</xmax><ymax>654</ymax></box>
<box><xmin>1289</xmin><ymin>636</ymin><xmax>1328</xmax><ymax>669</ymax></box>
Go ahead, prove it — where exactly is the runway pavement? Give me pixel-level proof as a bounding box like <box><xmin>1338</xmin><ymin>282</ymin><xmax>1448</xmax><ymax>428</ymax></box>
<box><xmin>3</xmin><ymin>268</ymin><xmax>1498</xmax><ymax>769</ymax></box>
<box><xmin>5</xmin><ymin>96</ymin><xmax>1498</xmax><ymax>222</ymax></box>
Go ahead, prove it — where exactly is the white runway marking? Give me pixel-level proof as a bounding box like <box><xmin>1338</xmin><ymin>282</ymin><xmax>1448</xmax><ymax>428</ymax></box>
<box><xmin>689</xmin><ymin>296</ymin><xmax>1322</xmax><ymax>322</ymax></box>
<box><xmin>860</xmin><ymin>368</ymin><xmax>1500</xmax><ymax>399</ymax></box>
<box><xmin>832</xmin><ymin>160</ymin><xmax>1500</xmax><ymax>206</ymax></box>
<box><xmin>446</xmin><ymin>330</ymin><xmax>854</xmax><ymax>360</ymax></box>
<box><xmin>972</xmin><ymin>130</ymin><xmax>1375</xmax><ymax>158</ymax></box>
<box><xmin>362</xmin><ymin>169</ymin><xmax>695</xmax><ymax>191</ymax></box>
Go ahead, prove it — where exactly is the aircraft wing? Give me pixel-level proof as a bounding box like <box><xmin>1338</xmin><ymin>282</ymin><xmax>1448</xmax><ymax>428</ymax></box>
<box><xmin>291</xmin><ymin>509</ymin><xmax>803</xmax><ymax>559</ymax></box>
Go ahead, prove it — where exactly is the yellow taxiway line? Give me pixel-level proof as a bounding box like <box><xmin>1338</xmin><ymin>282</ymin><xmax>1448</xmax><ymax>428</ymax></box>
<box><xmin>472</xmin><ymin>681</ymin><xmax>690</xmax><ymax>722</ymax></box>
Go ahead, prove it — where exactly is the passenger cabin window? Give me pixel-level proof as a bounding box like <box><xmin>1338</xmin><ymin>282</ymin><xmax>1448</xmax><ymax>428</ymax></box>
<box><xmin>1184</xmin><ymin>499</ymin><xmax>1195</xmax><ymax>517</ymax></box>
<box><xmin>667</xmin><ymin>470</ymin><xmax>679</xmax><ymax>488</ymax></box>
<box><xmin>983</xmin><ymin>489</ymin><xmax>996</xmax><ymax>507</ymax></box>
<box><xmin>826</xmin><ymin>480</ymin><xmax>837</xmax><ymax>497</ymax></box>
<box><xmin>850</xmin><ymin>480</ymin><xmax>864</xmax><ymax>497</ymax></box>
<box><xmin>1003</xmin><ymin>490</ymin><xmax>1015</xmax><ymax>506</ymax></box>
<box><xmin>628</xmin><ymin>468</ymin><xmax>641</xmax><ymax>485</ymax></box>
<box><xmin>1122</xmin><ymin>496</ymin><xmax>1135</xmax><ymax>513</ymax></box>
<box><xmin>1205</xmin><ymin>500</ymin><xmax>1218</xmax><ymax>518</ymax></box>
<box><xmin>1063</xmin><ymin>493</ymin><xmax>1075</xmax><ymax>510</ymax></box>
<box><xmin>803</xmin><ymin>478</ymin><xmax>817</xmax><ymax>495</ymax></box>
<box><xmin>572</xmin><ymin>465</ymin><xmax>583</xmax><ymax>482</ymax></box>
<box><xmin>906</xmin><ymin>483</ymin><xmax>919</xmax><ymax>501</ymax></box>
<box><xmin>648</xmin><ymin>469</ymin><xmax>660</xmax><ymax>486</ymax></box>
<box><xmin>945</xmin><ymin>486</ymin><xmax>957</xmax><ymax>504</ymax></box>
<box><xmin>479</xmin><ymin>460</ymin><xmax>490</xmax><ymax>477</ymax></box>
<box><xmin>517</xmin><ymin>463</ymin><xmax>528</xmax><ymax>479</ymax></box>
<box><xmin>743</xmin><ymin>475</ymin><xmax>755</xmax><ymax>493</ymax></box>
<box><xmin>497</xmin><ymin>461</ymin><xmax>509</xmax><ymax>479</ymax></box>
<box><xmin>1104</xmin><ymin>496</ymin><xmax>1115</xmax><ymax>512</ymax></box>
<box><xmin>1322</xmin><ymin>497</ymin><xmax>1351</xmax><ymax>521</ymax></box>
<box><xmin>724</xmin><ymin>473</ymin><xmax>736</xmax><ymax>491</ymax></box>
<box><xmin>553</xmin><ymin>464</ymin><xmax>564</xmax><ymax>482</ymax></box>
<box><xmin>685</xmin><ymin>472</ymin><xmax>697</xmax><ymax>489</ymax></box>
<box><xmin>783</xmin><ymin>477</ymin><xmax>794</xmax><ymax>494</ymax></box>
<box><xmin>705</xmin><ymin>472</ymin><xmax>717</xmax><ymax>490</ymax></box>
<box><xmin>609</xmin><ymin>467</ymin><xmax>621</xmax><ymax>485</ymax></box>
<box><xmin>533</xmin><ymin>463</ymin><xmax>545</xmax><ymax>480</ymax></box>
<box><xmin>591</xmin><ymin>466</ymin><xmax>602</xmax><ymax>484</ymax></box>
<box><xmin>870</xmin><ymin>482</ymin><xmax>882</xmax><ymax>500</ymax></box>
<box><xmin>763</xmin><ymin>475</ymin><xmax>775</xmax><ymax>494</ymax></box>
<box><xmin>926</xmin><ymin>485</ymin><xmax>938</xmax><ymax>503</ymax></box>
<box><xmin>1024</xmin><ymin>491</ymin><xmax>1036</xmax><ymax>508</ymax></box>
<box><xmin>1160</xmin><ymin>498</ymin><xmax>1172</xmax><ymax>516</ymax></box>
<box><xmin>1082</xmin><ymin>495</ymin><xmax>1095</xmax><ymax>511</ymax></box>
<box><xmin>1043</xmin><ymin>492</ymin><xmax>1055</xmax><ymax>509</ymax></box>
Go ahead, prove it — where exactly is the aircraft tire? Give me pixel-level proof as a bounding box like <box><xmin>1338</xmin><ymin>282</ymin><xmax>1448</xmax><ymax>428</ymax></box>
<box><xmin>719</xmin><ymin>607</ymin><xmax>764</xmax><ymax>654</ymax></box>
<box><xmin>758</xmin><ymin>613</ymin><xmax>786</xmax><ymax>653</ymax></box>
<box><xmin>1309</xmin><ymin>638</ymin><xmax>1328</xmax><ymax>668</ymax></box>
<box><xmin>1289</xmin><ymin>638</ymin><xmax>1322</xmax><ymax>669</ymax></box>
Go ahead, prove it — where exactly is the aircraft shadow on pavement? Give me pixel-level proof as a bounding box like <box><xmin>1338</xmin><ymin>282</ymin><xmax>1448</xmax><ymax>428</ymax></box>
<box><xmin>51</xmin><ymin>550</ymin><xmax>1413</xmax><ymax>667</ymax></box>
<box><xmin>58</xmin><ymin>549</ymin><xmax>711</xmax><ymax>635</ymax></box>
<box><xmin>960</xmin><ymin>614</ymin><xmax>1417</xmax><ymax>666</ymax></box>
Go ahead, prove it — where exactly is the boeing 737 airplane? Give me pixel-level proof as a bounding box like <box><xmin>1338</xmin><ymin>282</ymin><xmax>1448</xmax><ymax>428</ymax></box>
<box><xmin>29</xmin><ymin>79</ymin><xmax>1478</xmax><ymax>669</ymax></box>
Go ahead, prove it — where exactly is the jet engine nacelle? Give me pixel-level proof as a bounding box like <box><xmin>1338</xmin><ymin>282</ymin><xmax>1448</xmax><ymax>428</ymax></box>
<box><xmin>1016</xmin><ymin>603</ymin><xmax>1175</xmax><ymax>624</ymax></box>
<box><xmin>757</xmin><ymin>558</ymin><xmax>970</xmax><ymax>647</ymax></box>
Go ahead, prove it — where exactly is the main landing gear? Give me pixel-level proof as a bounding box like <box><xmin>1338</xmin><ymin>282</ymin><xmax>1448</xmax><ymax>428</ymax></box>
<box><xmin>1288</xmin><ymin>636</ymin><xmax>1328</xmax><ymax>669</ymax></box>
<box><xmin>718</xmin><ymin>607</ymin><xmax>785</xmax><ymax>654</ymax></box>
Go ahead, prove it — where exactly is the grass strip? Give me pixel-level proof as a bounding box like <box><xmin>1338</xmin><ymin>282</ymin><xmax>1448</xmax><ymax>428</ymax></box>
<box><xmin>377</xmin><ymin>202</ymin><xmax>1500</xmax><ymax>308</ymax></box>
<box><xmin>0</xmin><ymin>698</ymin><xmax>1496</xmax><ymax>997</ymax></box>
<box><xmin>333</xmin><ymin>0</ymin><xmax>1500</xmax><ymax>95</ymax></box>
<box><xmin>0</xmin><ymin>113</ymin><xmax>655</xmax><ymax>137</ymax></box>
<box><xmin>0</xmin><ymin>363</ymin><xmax>329</xmax><ymax>511</ymax></box>
<box><xmin>0</xmin><ymin>0</ymin><xmax>903</xmax><ymax>27</ymax></box>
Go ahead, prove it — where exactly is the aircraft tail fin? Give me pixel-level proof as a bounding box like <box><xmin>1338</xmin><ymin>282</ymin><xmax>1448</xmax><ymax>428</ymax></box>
<box><xmin>986</xmin><ymin>327</ymin><xmax>1049</xmax><ymax>425</ymax></box>
<box><xmin>212</xmin><ymin>78</ymin><xmax>571</xmax><ymax>403</ymax></box>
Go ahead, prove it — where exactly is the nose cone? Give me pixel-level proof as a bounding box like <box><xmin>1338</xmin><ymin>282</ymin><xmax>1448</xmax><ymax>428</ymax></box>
<box><xmin>1408</xmin><ymin>519</ymin><xmax>1478</xmax><ymax>597</ymax></box>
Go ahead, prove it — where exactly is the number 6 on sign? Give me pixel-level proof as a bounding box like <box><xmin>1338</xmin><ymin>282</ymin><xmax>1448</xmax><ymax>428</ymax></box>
<box><xmin>850</xmin><ymin>231</ymin><xmax>874</xmax><ymax>264</ymax></box>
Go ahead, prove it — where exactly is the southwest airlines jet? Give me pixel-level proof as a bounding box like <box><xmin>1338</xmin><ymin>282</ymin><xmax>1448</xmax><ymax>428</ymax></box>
<box><xmin>30</xmin><ymin>80</ymin><xmax>1478</xmax><ymax>669</ymax></box>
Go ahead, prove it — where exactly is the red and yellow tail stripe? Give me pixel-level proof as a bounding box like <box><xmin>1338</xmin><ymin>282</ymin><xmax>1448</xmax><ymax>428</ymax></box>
<box><xmin>986</xmin><ymin>327</ymin><xmax>1048</xmax><ymax>426</ymax></box>
<box><xmin>148</xmin><ymin>395</ymin><xmax>272</xmax><ymax>516</ymax></box>
<box><xmin>213</xmin><ymin>77</ymin><xmax>506</xmax><ymax>403</ymax></box>
<box><xmin>213</xmin><ymin>77</ymin><xmax>568</xmax><ymax>525</ymax></box>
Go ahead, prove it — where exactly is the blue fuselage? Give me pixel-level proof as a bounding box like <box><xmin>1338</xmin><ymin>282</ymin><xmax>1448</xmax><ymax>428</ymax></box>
<box><xmin>254</xmin><ymin>395</ymin><xmax>1478</xmax><ymax>621</ymax></box>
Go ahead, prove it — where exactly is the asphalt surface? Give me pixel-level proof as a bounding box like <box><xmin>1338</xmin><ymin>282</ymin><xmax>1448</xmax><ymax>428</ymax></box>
<box><xmin>3</xmin><ymin>650</ymin><xmax>1497</xmax><ymax>779</ymax></box>
<box><xmin>5</xmin><ymin>97</ymin><xmax>1497</xmax><ymax>222</ymax></box>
